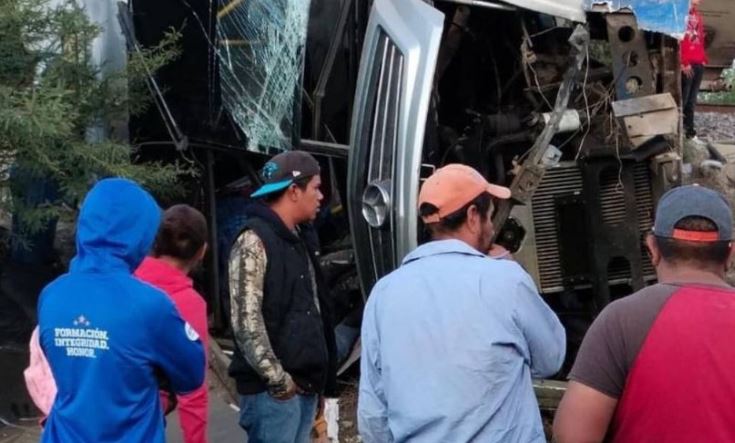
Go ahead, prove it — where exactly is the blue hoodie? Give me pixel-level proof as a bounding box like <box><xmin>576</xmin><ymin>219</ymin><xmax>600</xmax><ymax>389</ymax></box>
<box><xmin>37</xmin><ymin>178</ymin><xmax>206</xmax><ymax>443</ymax></box>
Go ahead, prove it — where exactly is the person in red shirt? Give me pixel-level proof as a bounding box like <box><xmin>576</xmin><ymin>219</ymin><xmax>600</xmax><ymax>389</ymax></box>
<box><xmin>681</xmin><ymin>0</ymin><xmax>707</xmax><ymax>139</ymax></box>
<box><xmin>136</xmin><ymin>204</ymin><xmax>210</xmax><ymax>443</ymax></box>
<box><xmin>553</xmin><ymin>185</ymin><xmax>735</xmax><ymax>443</ymax></box>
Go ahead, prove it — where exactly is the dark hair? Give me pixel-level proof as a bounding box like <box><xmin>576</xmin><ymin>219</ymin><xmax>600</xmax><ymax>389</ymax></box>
<box><xmin>420</xmin><ymin>192</ymin><xmax>493</xmax><ymax>234</ymax></box>
<box><xmin>655</xmin><ymin>216</ymin><xmax>731</xmax><ymax>267</ymax></box>
<box><xmin>153</xmin><ymin>204</ymin><xmax>208</xmax><ymax>261</ymax></box>
<box><xmin>263</xmin><ymin>176</ymin><xmax>312</xmax><ymax>204</ymax></box>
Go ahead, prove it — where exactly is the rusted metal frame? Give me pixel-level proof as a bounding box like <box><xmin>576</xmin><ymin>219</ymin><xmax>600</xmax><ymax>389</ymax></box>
<box><xmin>579</xmin><ymin>159</ymin><xmax>645</xmax><ymax>312</ymax></box>
<box><xmin>605</xmin><ymin>13</ymin><xmax>655</xmax><ymax>99</ymax></box>
<box><xmin>492</xmin><ymin>24</ymin><xmax>590</xmax><ymax>242</ymax></box>
<box><xmin>647</xmin><ymin>36</ymin><xmax>682</xmax><ymax>204</ymax></box>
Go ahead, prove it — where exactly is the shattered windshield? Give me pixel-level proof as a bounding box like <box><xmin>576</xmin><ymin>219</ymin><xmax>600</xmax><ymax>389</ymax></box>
<box><xmin>217</xmin><ymin>0</ymin><xmax>310</xmax><ymax>153</ymax></box>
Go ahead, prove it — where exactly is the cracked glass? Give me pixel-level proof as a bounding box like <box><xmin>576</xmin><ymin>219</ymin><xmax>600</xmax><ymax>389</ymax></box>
<box><xmin>217</xmin><ymin>0</ymin><xmax>311</xmax><ymax>153</ymax></box>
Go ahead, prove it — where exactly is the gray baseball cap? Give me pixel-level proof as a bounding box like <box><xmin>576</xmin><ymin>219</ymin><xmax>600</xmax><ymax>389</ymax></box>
<box><xmin>653</xmin><ymin>184</ymin><xmax>733</xmax><ymax>242</ymax></box>
<box><xmin>251</xmin><ymin>151</ymin><xmax>320</xmax><ymax>198</ymax></box>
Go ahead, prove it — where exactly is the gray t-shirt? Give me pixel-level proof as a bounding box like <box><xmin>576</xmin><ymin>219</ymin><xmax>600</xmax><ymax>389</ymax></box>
<box><xmin>568</xmin><ymin>284</ymin><xmax>679</xmax><ymax>398</ymax></box>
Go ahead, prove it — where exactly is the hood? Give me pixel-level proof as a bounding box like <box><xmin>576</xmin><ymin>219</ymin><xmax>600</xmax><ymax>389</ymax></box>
<box><xmin>134</xmin><ymin>257</ymin><xmax>193</xmax><ymax>295</ymax></box>
<box><xmin>70</xmin><ymin>178</ymin><xmax>161</xmax><ymax>274</ymax></box>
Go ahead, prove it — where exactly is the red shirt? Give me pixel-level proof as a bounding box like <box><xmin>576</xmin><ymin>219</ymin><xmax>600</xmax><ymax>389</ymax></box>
<box><xmin>571</xmin><ymin>284</ymin><xmax>735</xmax><ymax>442</ymax></box>
<box><xmin>612</xmin><ymin>286</ymin><xmax>735</xmax><ymax>442</ymax></box>
<box><xmin>681</xmin><ymin>6</ymin><xmax>708</xmax><ymax>66</ymax></box>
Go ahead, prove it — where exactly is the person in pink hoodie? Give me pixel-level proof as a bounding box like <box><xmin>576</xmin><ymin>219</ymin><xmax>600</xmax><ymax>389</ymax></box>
<box><xmin>135</xmin><ymin>204</ymin><xmax>210</xmax><ymax>443</ymax></box>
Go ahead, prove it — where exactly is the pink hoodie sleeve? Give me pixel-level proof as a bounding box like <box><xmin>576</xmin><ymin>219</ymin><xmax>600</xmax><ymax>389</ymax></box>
<box><xmin>175</xmin><ymin>288</ymin><xmax>209</xmax><ymax>443</ymax></box>
<box><xmin>24</xmin><ymin>326</ymin><xmax>57</xmax><ymax>417</ymax></box>
<box><xmin>134</xmin><ymin>256</ymin><xmax>210</xmax><ymax>442</ymax></box>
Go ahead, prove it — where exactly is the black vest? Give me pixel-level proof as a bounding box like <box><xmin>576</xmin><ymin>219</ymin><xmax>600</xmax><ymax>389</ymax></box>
<box><xmin>228</xmin><ymin>203</ymin><xmax>337</xmax><ymax>395</ymax></box>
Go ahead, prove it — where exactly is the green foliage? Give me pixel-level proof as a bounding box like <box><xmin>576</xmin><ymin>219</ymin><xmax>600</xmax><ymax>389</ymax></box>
<box><xmin>699</xmin><ymin>66</ymin><xmax>735</xmax><ymax>105</ymax></box>
<box><xmin>0</xmin><ymin>0</ymin><xmax>191</xmax><ymax>237</ymax></box>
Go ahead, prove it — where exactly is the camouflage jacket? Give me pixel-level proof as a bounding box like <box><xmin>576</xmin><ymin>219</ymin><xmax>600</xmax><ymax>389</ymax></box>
<box><xmin>228</xmin><ymin>230</ymin><xmax>294</xmax><ymax>396</ymax></box>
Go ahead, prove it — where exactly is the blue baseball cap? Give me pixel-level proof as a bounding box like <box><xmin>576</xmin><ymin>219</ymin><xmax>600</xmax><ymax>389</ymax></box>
<box><xmin>653</xmin><ymin>184</ymin><xmax>733</xmax><ymax>242</ymax></box>
<box><xmin>251</xmin><ymin>151</ymin><xmax>320</xmax><ymax>198</ymax></box>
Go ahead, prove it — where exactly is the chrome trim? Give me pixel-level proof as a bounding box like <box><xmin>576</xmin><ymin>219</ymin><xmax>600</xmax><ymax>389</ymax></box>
<box><xmin>362</xmin><ymin>180</ymin><xmax>392</xmax><ymax>229</ymax></box>
<box><xmin>347</xmin><ymin>0</ymin><xmax>444</xmax><ymax>296</ymax></box>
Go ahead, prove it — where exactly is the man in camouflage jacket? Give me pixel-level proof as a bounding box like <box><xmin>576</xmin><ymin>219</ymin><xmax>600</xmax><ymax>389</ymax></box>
<box><xmin>228</xmin><ymin>151</ymin><xmax>337</xmax><ymax>443</ymax></box>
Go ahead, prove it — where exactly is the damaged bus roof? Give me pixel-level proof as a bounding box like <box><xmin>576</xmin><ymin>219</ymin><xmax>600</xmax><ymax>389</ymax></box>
<box><xmin>501</xmin><ymin>0</ymin><xmax>689</xmax><ymax>37</ymax></box>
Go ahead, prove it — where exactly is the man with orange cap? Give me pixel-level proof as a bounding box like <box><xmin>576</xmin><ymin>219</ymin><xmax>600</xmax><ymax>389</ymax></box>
<box><xmin>357</xmin><ymin>164</ymin><xmax>566</xmax><ymax>442</ymax></box>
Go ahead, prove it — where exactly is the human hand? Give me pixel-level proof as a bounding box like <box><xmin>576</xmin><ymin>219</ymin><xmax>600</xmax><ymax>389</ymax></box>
<box><xmin>312</xmin><ymin>398</ymin><xmax>329</xmax><ymax>443</ymax></box>
<box><xmin>269</xmin><ymin>374</ymin><xmax>303</xmax><ymax>401</ymax></box>
<box><xmin>488</xmin><ymin>244</ymin><xmax>512</xmax><ymax>260</ymax></box>
<box><xmin>682</xmin><ymin>64</ymin><xmax>693</xmax><ymax>78</ymax></box>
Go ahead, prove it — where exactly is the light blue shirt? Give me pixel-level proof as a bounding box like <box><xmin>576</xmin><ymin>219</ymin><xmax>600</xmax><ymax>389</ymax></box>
<box><xmin>358</xmin><ymin>239</ymin><xmax>566</xmax><ymax>443</ymax></box>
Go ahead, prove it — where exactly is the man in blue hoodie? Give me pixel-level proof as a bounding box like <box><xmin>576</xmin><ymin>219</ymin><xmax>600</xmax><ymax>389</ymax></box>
<box><xmin>37</xmin><ymin>178</ymin><xmax>206</xmax><ymax>443</ymax></box>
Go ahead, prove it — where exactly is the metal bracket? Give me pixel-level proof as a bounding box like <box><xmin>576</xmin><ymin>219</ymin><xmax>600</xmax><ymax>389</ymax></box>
<box><xmin>492</xmin><ymin>24</ymin><xmax>590</xmax><ymax>242</ymax></box>
<box><xmin>606</xmin><ymin>13</ymin><xmax>655</xmax><ymax>100</ymax></box>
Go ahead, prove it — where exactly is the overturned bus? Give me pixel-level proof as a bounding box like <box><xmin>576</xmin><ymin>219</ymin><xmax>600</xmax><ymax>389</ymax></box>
<box><xmin>11</xmin><ymin>0</ymin><xmax>690</xmax><ymax>370</ymax></box>
<box><xmin>0</xmin><ymin>0</ymin><xmax>726</xmax><ymax>427</ymax></box>
<box><xmin>343</xmin><ymin>0</ymin><xmax>685</xmax><ymax>373</ymax></box>
<box><xmin>7</xmin><ymin>0</ymin><xmax>692</xmax><ymax>369</ymax></box>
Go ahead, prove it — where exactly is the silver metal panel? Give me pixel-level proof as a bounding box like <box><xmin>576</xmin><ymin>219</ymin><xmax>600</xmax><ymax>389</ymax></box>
<box><xmin>347</xmin><ymin>0</ymin><xmax>444</xmax><ymax>295</ymax></box>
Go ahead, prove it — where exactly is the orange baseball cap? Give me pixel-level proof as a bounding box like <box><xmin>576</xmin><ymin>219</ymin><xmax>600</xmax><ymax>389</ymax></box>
<box><xmin>418</xmin><ymin>164</ymin><xmax>511</xmax><ymax>223</ymax></box>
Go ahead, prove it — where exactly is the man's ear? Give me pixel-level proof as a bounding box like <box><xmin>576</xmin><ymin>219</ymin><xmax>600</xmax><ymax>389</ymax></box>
<box><xmin>196</xmin><ymin>243</ymin><xmax>208</xmax><ymax>263</ymax></box>
<box><xmin>726</xmin><ymin>242</ymin><xmax>735</xmax><ymax>267</ymax></box>
<box><xmin>645</xmin><ymin>234</ymin><xmax>662</xmax><ymax>267</ymax></box>
<box><xmin>466</xmin><ymin>205</ymin><xmax>481</xmax><ymax>234</ymax></box>
<box><xmin>287</xmin><ymin>183</ymin><xmax>299</xmax><ymax>201</ymax></box>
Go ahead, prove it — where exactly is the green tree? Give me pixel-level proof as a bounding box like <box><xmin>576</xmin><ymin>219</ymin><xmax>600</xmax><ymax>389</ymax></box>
<box><xmin>0</xmin><ymin>0</ymin><xmax>188</xmax><ymax>238</ymax></box>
